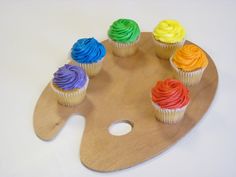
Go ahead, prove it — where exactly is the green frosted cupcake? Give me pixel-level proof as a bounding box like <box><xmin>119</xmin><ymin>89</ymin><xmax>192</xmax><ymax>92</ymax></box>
<box><xmin>108</xmin><ymin>18</ymin><xmax>141</xmax><ymax>57</ymax></box>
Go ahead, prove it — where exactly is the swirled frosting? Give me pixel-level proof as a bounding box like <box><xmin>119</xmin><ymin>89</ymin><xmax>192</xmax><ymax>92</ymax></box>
<box><xmin>173</xmin><ymin>44</ymin><xmax>208</xmax><ymax>71</ymax></box>
<box><xmin>53</xmin><ymin>64</ymin><xmax>87</xmax><ymax>90</ymax></box>
<box><xmin>71</xmin><ymin>38</ymin><xmax>106</xmax><ymax>64</ymax></box>
<box><xmin>108</xmin><ymin>18</ymin><xmax>140</xmax><ymax>43</ymax></box>
<box><xmin>151</xmin><ymin>79</ymin><xmax>190</xmax><ymax>109</ymax></box>
<box><xmin>153</xmin><ymin>20</ymin><xmax>185</xmax><ymax>43</ymax></box>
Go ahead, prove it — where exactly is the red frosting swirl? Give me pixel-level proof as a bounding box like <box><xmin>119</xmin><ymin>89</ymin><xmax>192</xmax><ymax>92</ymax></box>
<box><xmin>151</xmin><ymin>79</ymin><xmax>190</xmax><ymax>109</ymax></box>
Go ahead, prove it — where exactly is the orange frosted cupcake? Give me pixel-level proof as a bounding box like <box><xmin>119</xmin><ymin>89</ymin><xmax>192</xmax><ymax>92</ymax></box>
<box><xmin>151</xmin><ymin>79</ymin><xmax>190</xmax><ymax>124</ymax></box>
<box><xmin>170</xmin><ymin>44</ymin><xmax>208</xmax><ymax>86</ymax></box>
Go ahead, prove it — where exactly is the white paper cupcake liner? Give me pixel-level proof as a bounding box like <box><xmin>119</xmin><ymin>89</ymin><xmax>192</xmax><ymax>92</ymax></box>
<box><xmin>50</xmin><ymin>76</ymin><xmax>89</xmax><ymax>106</ymax></box>
<box><xmin>108</xmin><ymin>36</ymin><xmax>140</xmax><ymax>48</ymax></box>
<box><xmin>152</xmin><ymin>35</ymin><xmax>185</xmax><ymax>60</ymax></box>
<box><xmin>70</xmin><ymin>57</ymin><xmax>104</xmax><ymax>77</ymax></box>
<box><xmin>170</xmin><ymin>57</ymin><xmax>207</xmax><ymax>86</ymax></box>
<box><xmin>108</xmin><ymin>36</ymin><xmax>140</xmax><ymax>57</ymax></box>
<box><xmin>151</xmin><ymin>101</ymin><xmax>189</xmax><ymax>124</ymax></box>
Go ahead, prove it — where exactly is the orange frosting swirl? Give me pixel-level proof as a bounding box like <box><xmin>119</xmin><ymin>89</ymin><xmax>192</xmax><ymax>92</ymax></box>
<box><xmin>173</xmin><ymin>44</ymin><xmax>208</xmax><ymax>71</ymax></box>
<box><xmin>151</xmin><ymin>79</ymin><xmax>190</xmax><ymax>109</ymax></box>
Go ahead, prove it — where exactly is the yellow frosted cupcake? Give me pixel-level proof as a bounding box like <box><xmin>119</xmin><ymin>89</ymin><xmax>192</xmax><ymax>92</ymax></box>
<box><xmin>170</xmin><ymin>44</ymin><xmax>208</xmax><ymax>86</ymax></box>
<box><xmin>153</xmin><ymin>20</ymin><xmax>186</xmax><ymax>59</ymax></box>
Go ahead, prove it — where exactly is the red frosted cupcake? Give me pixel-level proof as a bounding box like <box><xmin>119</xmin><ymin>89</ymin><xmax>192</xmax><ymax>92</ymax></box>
<box><xmin>151</xmin><ymin>79</ymin><xmax>190</xmax><ymax>124</ymax></box>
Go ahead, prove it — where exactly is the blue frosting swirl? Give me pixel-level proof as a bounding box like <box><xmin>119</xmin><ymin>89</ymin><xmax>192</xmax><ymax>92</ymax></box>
<box><xmin>71</xmin><ymin>38</ymin><xmax>106</xmax><ymax>64</ymax></box>
<box><xmin>53</xmin><ymin>64</ymin><xmax>87</xmax><ymax>90</ymax></box>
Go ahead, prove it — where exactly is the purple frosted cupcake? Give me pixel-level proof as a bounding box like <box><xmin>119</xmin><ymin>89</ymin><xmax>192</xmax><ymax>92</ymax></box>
<box><xmin>50</xmin><ymin>64</ymin><xmax>89</xmax><ymax>106</ymax></box>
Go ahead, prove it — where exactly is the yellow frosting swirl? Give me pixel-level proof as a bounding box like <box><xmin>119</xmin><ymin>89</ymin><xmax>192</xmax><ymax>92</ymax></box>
<box><xmin>173</xmin><ymin>44</ymin><xmax>208</xmax><ymax>71</ymax></box>
<box><xmin>153</xmin><ymin>20</ymin><xmax>186</xmax><ymax>43</ymax></box>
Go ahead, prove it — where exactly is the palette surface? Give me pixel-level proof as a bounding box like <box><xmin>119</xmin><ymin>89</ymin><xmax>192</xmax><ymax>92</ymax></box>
<box><xmin>33</xmin><ymin>32</ymin><xmax>218</xmax><ymax>172</ymax></box>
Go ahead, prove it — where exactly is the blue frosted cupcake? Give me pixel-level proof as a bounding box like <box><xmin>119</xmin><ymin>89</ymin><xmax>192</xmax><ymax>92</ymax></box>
<box><xmin>70</xmin><ymin>38</ymin><xmax>106</xmax><ymax>76</ymax></box>
<box><xmin>50</xmin><ymin>64</ymin><xmax>89</xmax><ymax>106</ymax></box>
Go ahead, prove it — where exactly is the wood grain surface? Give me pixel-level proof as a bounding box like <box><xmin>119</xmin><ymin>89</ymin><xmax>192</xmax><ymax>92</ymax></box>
<box><xmin>33</xmin><ymin>32</ymin><xmax>218</xmax><ymax>172</ymax></box>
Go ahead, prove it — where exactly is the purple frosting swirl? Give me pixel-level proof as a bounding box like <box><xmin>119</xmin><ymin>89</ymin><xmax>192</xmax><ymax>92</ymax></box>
<box><xmin>53</xmin><ymin>64</ymin><xmax>87</xmax><ymax>90</ymax></box>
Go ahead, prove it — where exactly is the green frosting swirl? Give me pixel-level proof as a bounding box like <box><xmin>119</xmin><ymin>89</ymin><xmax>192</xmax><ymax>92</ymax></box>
<box><xmin>108</xmin><ymin>19</ymin><xmax>140</xmax><ymax>43</ymax></box>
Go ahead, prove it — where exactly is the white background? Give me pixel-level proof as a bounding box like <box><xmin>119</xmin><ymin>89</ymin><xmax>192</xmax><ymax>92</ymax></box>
<box><xmin>0</xmin><ymin>0</ymin><xmax>236</xmax><ymax>176</ymax></box>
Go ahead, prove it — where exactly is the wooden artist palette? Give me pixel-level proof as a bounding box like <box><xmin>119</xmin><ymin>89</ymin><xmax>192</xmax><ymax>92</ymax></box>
<box><xmin>33</xmin><ymin>32</ymin><xmax>218</xmax><ymax>172</ymax></box>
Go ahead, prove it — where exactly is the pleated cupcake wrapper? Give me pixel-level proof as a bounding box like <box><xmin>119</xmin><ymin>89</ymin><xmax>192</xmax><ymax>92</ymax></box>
<box><xmin>71</xmin><ymin>57</ymin><xmax>104</xmax><ymax>77</ymax></box>
<box><xmin>152</xmin><ymin>35</ymin><xmax>185</xmax><ymax>59</ymax></box>
<box><xmin>152</xmin><ymin>36</ymin><xmax>185</xmax><ymax>48</ymax></box>
<box><xmin>170</xmin><ymin>57</ymin><xmax>207</xmax><ymax>86</ymax></box>
<box><xmin>108</xmin><ymin>36</ymin><xmax>140</xmax><ymax>48</ymax></box>
<box><xmin>50</xmin><ymin>76</ymin><xmax>89</xmax><ymax>106</ymax></box>
<box><xmin>108</xmin><ymin>37</ymin><xmax>140</xmax><ymax>57</ymax></box>
<box><xmin>151</xmin><ymin>101</ymin><xmax>189</xmax><ymax>124</ymax></box>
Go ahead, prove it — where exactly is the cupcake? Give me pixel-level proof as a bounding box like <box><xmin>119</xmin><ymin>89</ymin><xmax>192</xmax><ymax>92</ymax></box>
<box><xmin>170</xmin><ymin>44</ymin><xmax>208</xmax><ymax>86</ymax></box>
<box><xmin>151</xmin><ymin>79</ymin><xmax>190</xmax><ymax>124</ymax></box>
<box><xmin>153</xmin><ymin>20</ymin><xmax>186</xmax><ymax>60</ymax></box>
<box><xmin>50</xmin><ymin>64</ymin><xmax>89</xmax><ymax>106</ymax></box>
<box><xmin>108</xmin><ymin>18</ymin><xmax>140</xmax><ymax>57</ymax></box>
<box><xmin>70</xmin><ymin>38</ymin><xmax>106</xmax><ymax>77</ymax></box>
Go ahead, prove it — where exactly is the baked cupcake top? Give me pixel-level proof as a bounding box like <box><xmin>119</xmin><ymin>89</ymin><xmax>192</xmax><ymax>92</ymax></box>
<box><xmin>172</xmin><ymin>44</ymin><xmax>208</xmax><ymax>71</ymax></box>
<box><xmin>153</xmin><ymin>20</ymin><xmax>185</xmax><ymax>43</ymax></box>
<box><xmin>151</xmin><ymin>79</ymin><xmax>190</xmax><ymax>109</ymax></box>
<box><xmin>108</xmin><ymin>18</ymin><xmax>140</xmax><ymax>43</ymax></box>
<box><xmin>53</xmin><ymin>64</ymin><xmax>87</xmax><ymax>90</ymax></box>
<box><xmin>71</xmin><ymin>38</ymin><xmax>106</xmax><ymax>64</ymax></box>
